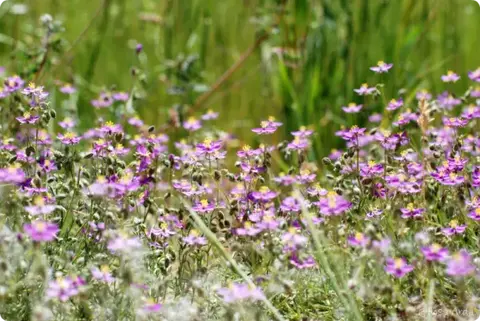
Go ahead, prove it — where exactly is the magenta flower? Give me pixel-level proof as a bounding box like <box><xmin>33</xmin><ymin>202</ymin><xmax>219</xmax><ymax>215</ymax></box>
<box><xmin>107</xmin><ymin>234</ymin><xmax>142</xmax><ymax>253</ymax></box>
<box><xmin>252</xmin><ymin>117</ymin><xmax>282</xmax><ymax>134</ymax></box>
<box><xmin>446</xmin><ymin>250</ymin><xmax>475</xmax><ymax>276</ymax></box>
<box><xmin>196</xmin><ymin>138</ymin><xmax>223</xmax><ymax>156</ymax></box>
<box><xmin>441</xmin><ymin>220</ymin><xmax>466</xmax><ymax>236</ymax></box>
<box><xmin>91</xmin><ymin>265</ymin><xmax>115</xmax><ymax>283</ymax></box>
<box><xmin>471</xmin><ymin>86</ymin><xmax>480</xmax><ymax>97</ymax></box>
<box><xmin>201</xmin><ymin>109</ymin><xmax>219</xmax><ymax>120</ymax></box>
<box><xmin>369</xmin><ymin>113</ymin><xmax>382</xmax><ymax>123</ymax></box>
<box><xmin>421</xmin><ymin>244</ymin><xmax>449</xmax><ymax>262</ymax></box>
<box><xmin>347</xmin><ymin>232</ymin><xmax>370</xmax><ymax>247</ymax></box>
<box><xmin>58</xmin><ymin>117</ymin><xmax>76</xmax><ymax>129</ymax></box>
<box><xmin>192</xmin><ymin>199</ymin><xmax>216</xmax><ymax>213</ymax></box>
<box><xmin>282</xmin><ymin>227</ymin><xmax>307</xmax><ymax>249</ymax></box>
<box><xmin>315</xmin><ymin>192</ymin><xmax>352</xmax><ymax>216</ymax></box>
<box><xmin>3</xmin><ymin>75</ymin><xmax>24</xmax><ymax>92</ymax></box>
<box><xmin>400</xmin><ymin>203</ymin><xmax>425</xmax><ymax>219</ymax></box>
<box><xmin>291</xmin><ymin>126</ymin><xmax>314</xmax><ymax>138</ymax></box>
<box><xmin>370</xmin><ymin>61</ymin><xmax>393</xmax><ymax>73</ymax></box>
<box><xmin>57</xmin><ymin>132</ymin><xmax>81</xmax><ymax>145</ymax></box>
<box><xmin>255</xmin><ymin>213</ymin><xmax>281</xmax><ymax>231</ymax></box>
<box><xmin>386</xmin><ymin>98</ymin><xmax>403</xmax><ymax>111</ymax></box>
<box><xmin>183</xmin><ymin>117</ymin><xmax>202</xmax><ymax>131</ymax></box>
<box><xmin>16</xmin><ymin>111</ymin><xmax>40</xmax><ymax>124</ymax></box>
<box><xmin>0</xmin><ymin>165</ymin><xmax>26</xmax><ymax>183</ymax></box>
<box><xmin>416</xmin><ymin>89</ymin><xmax>432</xmax><ymax>101</ymax></box>
<box><xmin>468</xmin><ymin>207</ymin><xmax>480</xmax><ymax>221</ymax></box>
<box><xmin>432</xmin><ymin>171</ymin><xmax>465</xmax><ymax>186</ymax></box>
<box><xmin>336</xmin><ymin>125</ymin><xmax>366</xmax><ymax>143</ymax></box>
<box><xmin>360</xmin><ymin>161</ymin><xmax>384</xmax><ymax>178</ymax></box>
<box><xmin>290</xmin><ymin>254</ymin><xmax>316</xmax><ymax>269</ymax></box>
<box><xmin>128</xmin><ymin>116</ymin><xmax>144</xmax><ymax>127</ymax></box>
<box><xmin>437</xmin><ymin>92</ymin><xmax>462</xmax><ymax>110</ymax></box>
<box><xmin>393</xmin><ymin>110</ymin><xmax>418</xmax><ymax>126</ymax></box>
<box><xmin>59</xmin><ymin>83</ymin><xmax>76</xmax><ymax>94</ymax></box>
<box><xmin>24</xmin><ymin>220</ymin><xmax>59</xmax><ymax>242</ymax></box>
<box><xmin>112</xmin><ymin>91</ymin><xmax>129</xmax><ymax>101</ymax></box>
<box><xmin>342</xmin><ymin>103</ymin><xmax>363</xmax><ymax>113</ymax></box>
<box><xmin>91</xmin><ymin>92</ymin><xmax>113</xmax><ymax>108</ymax></box>
<box><xmin>46</xmin><ymin>277</ymin><xmax>81</xmax><ymax>302</ymax></box>
<box><xmin>385</xmin><ymin>257</ymin><xmax>414</xmax><ymax>277</ymax></box>
<box><xmin>236</xmin><ymin>222</ymin><xmax>261</xmax><ymax>236</ymax></box>
<box><xmin>441</xmin><ymin>70</ymin><xmax>460</xmax><ymax>83</ymax></box>
<box><xmin>217</xmin><ymin>283</ymin><xmax>265</xmax><ymax>303</ymax></box>
<box><xmin>183</xmin><ymin>230</ymin><xmax>207</xmax><ymax>246</ymax></box>
<box><xmin>280</xmin><ymin>196</ymin><xmax>301</xmax><ymax>213</ymax></box>
<box><xmin>442</xmin><ymin>117</ymin><xmax>468</xmax><ymax>128</ymax></box>
<box><xmin>25</xmin><ymin>196</ymin><xmax>56</xmax><ymax>216</ymax></box>
<box><xmin>250</xmin><ymin>186</ymin><xmax>278</xmax><ymax>203</ymax></box>
<box><xmin>142</xmin><ymin>299</ymin><xmax>162</xmax><ymax>313</ymax></box>
<box><xmin>354</xmin><ymin>83</ymin><xmax>376</xmax><ymax>95</ymax></box>
<box><xmin>287</xmin><ymin>137</ymin><xmax>309</xmax><ymax>151</ymax></box>
<box><xmin>468</xmin><ymin>68</ymin><xmax>480</xmax><ymax>82</ymax></box>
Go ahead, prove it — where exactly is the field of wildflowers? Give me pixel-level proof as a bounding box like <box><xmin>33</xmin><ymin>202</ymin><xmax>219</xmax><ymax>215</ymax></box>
<box><xmin>1</xmin><ymin>1</ymin><xmax>480</xmax><ymax>321</ymax></box>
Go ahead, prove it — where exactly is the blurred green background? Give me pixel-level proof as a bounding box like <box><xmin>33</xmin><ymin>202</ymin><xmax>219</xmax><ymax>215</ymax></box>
<box><xmin>0</xmin><ymin>0</ymin><xmax>479</xmax><ymax>160</ymax></box>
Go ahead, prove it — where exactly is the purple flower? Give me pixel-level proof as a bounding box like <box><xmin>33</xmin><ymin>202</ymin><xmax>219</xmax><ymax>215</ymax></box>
<box><xmin>437</xmin><ymin>92</ymin><xmax>462</xmax><ymax>110</ymax></box>
<box><xmin>421</xmin><ymin>244</ymin><xmax>449</xmax><ymax>262</ymax></box>
<box><xmin>442</xmin><ymin>220</ymin><xmax>466</xmax><ymax>236</ymax></box>
<box><xmin>192</xmin><ymin>199</ymin><xmax>216</xmax><ymax>213</ymax></box>
<box><xmin>0</xmin><ymin>165</ymin><xmax>26</xmax><ymax>183</ymax></box>
<box><xmin>468</xmin><ymin>207</ymin><xmax>480</xmax><ymax>221</ymax></box>
<box><xmin>282</xmin><ymin>227</ymin><xmax>307</xmax><ymax>249</ymax></box>
<box><xmin>252</xmin><ymin>117</ymin><xmax>282</xmax><ymax>134</ymax></box>
<box><xmin>196</xmin><ymin>138</ymin><xmax>223</xmax><ymax>156</ymax></box>
<box><xmin>280</xmin><ymin>196</ymin><xmax>301</xmax><ymax>213</ymax></box>
<box><xmin>201</xmin><ymin>109</ymin><xmax>219</xmax><ymax>120</ymax></box>
<box><xmin>370</xmin><ymin>61</ymin><xmax>393</xmax><ymax>73</ymax></box>
<box><xmin>291</xmin><ymin>126</ymin><xmax>314</xmax><ymax>138</ymax></box>
<box><xmin>369</xmin><ymin>113</ymin><xmax>382</xmax><ymax>123</ymax></box>
<box><xmin>336</xmin><ymin>125</ymin><xmax>366</xmax><ymax>143</ymax></box>
<box><xmin>315</xmin><ymin>192</ymin><xmax>352</xmax><ymax>216</ymax></box>
<box><xmin>25</xmin><ymin>196</ymin><xmax>56</xmax><ymax>216</ymax></box>
<box><xmin>24</xmin><ymin>220</ymin><xmax>59</xmax><ymax>242</ymax></box>
<box><xmin>16</xmin><ymin>111</ymin><xmax>40</xmax><ymax>124</ymax></box>
<box><xmin>287</xmin><ymin>137</ymin><xmax>309</xmax><ymax>151</ymax></box>
<box><xmin>107</xmin><ymin>234</ymin><xmax>142</xmax><ymax>253</ymax></box>
<box><xmin>183</xmin><ymin>230</ymin><xmax>207</xmax><ymax>246</ymax></box>
<box><xmin>91</xmin><ymin>92</ymin><xmax>113</xmax><ymax>108</ymax></box>
<box><xmin>416</xmin><ymin>89</ymin><xmax>432</xmax><ymax>101</ymax></box>
<box><xmin>59</xmin><ymin>83</ymin><xmax>76</xmax><ymax>94</ymax></box>
<box><xmin>135</xmin><ymin>43</ymin><xmax>143</xmax><ymax>54</ymax></box>
<box><xmin>250</xmin><ymin>186</ymin><xmax>278</xmax><ymax>203</ymax></box>
<box><xmin>342</xmin><ymin>103</ymin><xmax>363</xmax><ymax>113</ymax></box>
<box><xmin>472</xmin><ymin>166</ymin><xmax>480</xmax><ymax>187</ymax></box>
<box><xmin>468</xmin><ymin>68</ymin><xmax>480</xmax><ymax>82</ymax></box>
<box><xmin>306</xmin><ymin>183</ymin><xmax>328</xmax><ymax>197</ymax></box>
<box><xmin>58</xmin><ymin>117</ymin><xmax>76</xmax><ymax>129</ymax></box>
<box><xmin>400</xmin><ymin>203</ymin><xmax>425</xmax><ymax>219</ymax></box>
<box><xmin>441</xmin><ymin>70</ymin><xmax>460</xmax><ymax>83</ymax></box>
<box><xmin>443</xmin><ymin>117</ymin><xmax>468</xmax><ymax>128</ymax></box>
<box><xmin>57</xmin><ymin>132</ymin><xmax>81</xmax><ymax>145</ymax></box>
<box><xmin>217</xmin><ymin>283</ymin><xmax>265</xmax><ymax>303</ymax></box>
<box><xmin>255</xmin><ymin>213</ymin><xmax>281</xmax><ymax>231</ymax></box>
<box><xmin>471</xmin><ymin>86</ymin><xmax>480</xmax><ymax>98</ymax></box>
<box><xmin>432</xmin><ymin>170</ymin><xmax>465</xmax><ymax>186</ymax></box>
<box><xmin>183</xmin><ymin>117</ymin><xmax>202</xmax><ymax>131</ymax></box>
<box><xmin>91</xmin><ymin>265</ymin><xmax>115</xmax><ymax>283</ymax></box>
<box><xmin>347</xmin><ymin>232</ymin><xmax>370</xmax><ymax>247</ymax></box>
<box><xmin>236</xmin><ymin>222</ymin><xmax>262</xmax><ymax>236</ymax></box>
<box><xmin>128</xmin><ymin>116</ymin><xmax>144</xmax><ymax>127</ymax></box>
<box><xmin>393</xmin><ymin>110</ymin><xmax>418</xmax><ymax>126</ymax></box>
<box><xmin>366</xmin><ymin>208</ymin><xmax>383</xmax><ymax>219</ymax></box>
<box><xmin>142</xmin><ymin>299</ymin><xmax>162</xmax><ymax>313</ymax></box>
<box><xmin>46</xmin><ymin>277</ymin><xmax>81</xmax><ymax>302</ymax></box>
<box><xmin>385</xmin><ymin>258</ymin><xmax>413</xmax><ymax>278</ymax></box>
<box><xmin>387</xmin><ymin>98</ymin><xmax>403</xmax><ymax>111</ymax></box>
<box><xmin>290</xmin><ymin>254</ymin><xmax>316</xmax><ymax>269</ymax></box>
<box><xmin>113</xmin><ymin>91</ymin><xmax>129</xmax><ymax>101</ymax></box>
<box><xmin>3</xmin><ymin>75</ymin><xmax>24</xmax><ymax>92</ymax></box>
<box><xmin>446</xmin><ymin>250</ymin><xmax>475</xmax><ymax>276</ymax></box>
<box><xmin>354</xmin><ymin>83</ymin><xmax>376</xmax><ymax>95</ymax></box>
<box><xmin>360</xmin><ymin>161</ymin><xmax>384</xmax><ymax>178</ymax></box>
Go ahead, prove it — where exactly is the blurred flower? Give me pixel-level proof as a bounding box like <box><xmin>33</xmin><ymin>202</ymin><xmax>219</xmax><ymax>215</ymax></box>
<box><xmin>24</xmin><ymin>220</ymin><xmax>59</xmax><ymax>242</ymax></box>
<box><xmin>385</xmin><ymin>258</ymin><xmax>413</xmax><ymax>277</ymax></box>
<box><xmin>370</xmin><ymin>61</ymin><xmax>393</xmax><ymax>73</ymax></box>
<box><xmin>446</xmin><ymin>250</ymin><xmax>475</xmax><ymax>276</ymax></box>
<box><xmin>441</xmin><ymin>70</ymin><xmax>460</xmax><ymax>83</ymax></box>
<box><xmin>342</xmin><ymin>103</ymin><xmax>363</xmax><ymax>113</ymax></box>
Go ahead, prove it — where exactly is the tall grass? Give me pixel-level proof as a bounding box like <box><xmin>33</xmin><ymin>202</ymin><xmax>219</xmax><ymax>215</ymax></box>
<box><xmin>0</xmin><ymin>0</ymin><xmax>479</xmax><ymax>159</ymax></box>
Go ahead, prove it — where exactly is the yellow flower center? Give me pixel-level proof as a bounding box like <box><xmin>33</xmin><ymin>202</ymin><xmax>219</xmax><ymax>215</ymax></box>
<box><xmin>394</xmin><ymin>258</ymin><xmax>404</xmax><ymax>268</ymax></box>
<box><xmin>200</xmin><ymin>199</ymin><xmax>209</xmax><ymax>207</ymax></box>
<box><xmin>33</xmin><ymin>196</ymin><xmax>45</xmax><ymax>206</ymax></box>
